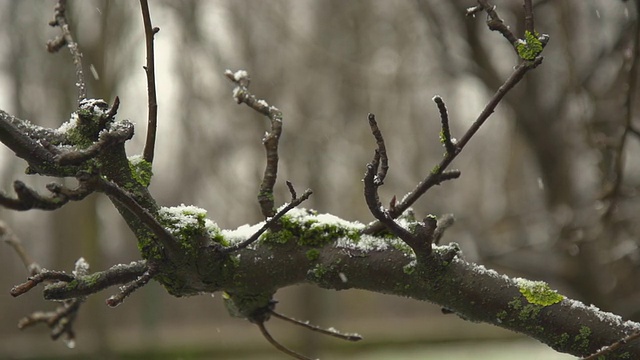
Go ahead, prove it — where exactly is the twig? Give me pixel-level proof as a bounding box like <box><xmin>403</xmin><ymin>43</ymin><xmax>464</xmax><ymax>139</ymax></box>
<box><xmin>225</xmin><ymin>69</ymin><xmax>282</xmax><ymax>218</ymax></box>
<box><xmin>602</xmin><ymin>1</ymin><xmax>640</xmax><ymax>220</ymax></box>
<box><xmin>523</xmin><ymin>0</ymin><xmax>535</xmax><ymax>34</ymax></box>
<box><xmin>432</xmin><ymin>96</ymin><xmax>457</xmax><ymax>155</ymax></box>
<box><xmin>223</xmin><ymin>188</ymin><xmax>313</xmax><ymax>253</ymax></box>
<box><xmin>47</xmin><ymin>0</ymin><xmax>86</xmax><ymax>104</ymax></box>
<box><xmin>367</xmin><ymin>114</ymin><xmax>389</xmax><ymax>185</ymax></box>
<box><xmin>270</xmin><ymin>309</ymin><xmax>362</xmax><ymax>342</ymax></box>
<box><xmin>1</xmin><ymin>221</ymin><xmax>41</xmax><ymax>275</ymax></box>
<box><xmin>363</xmin><ymin>117</ymin><xmax>435</xmax><ymax>259</ymax></box>
<box><xmin>106</xmin><ymin>261</ymin><xmax>155</xmax><ymax>307</ymax></box>
<box><xmin>582</xmin><ymin>331</ymin><xmax>640</xmax><ymax>360</ymax></box>
<box><xmin>256</xmin><ymin>321</ymin><xmax>313</xmax><ymax>360</ymax></box>
<box><xmin>140</xmin><ymin>0</ymin><xmax>159</xmax><ymax>164</ymax></box>
<box><xmin>477</xmin><ymin>0</ymin><xmax>519</xmax><ymax>45</ymax></box>
<box><xmin>363</xmin><ymin>57</ymin><xmax>543</xmax><ymax>235</ymax></box>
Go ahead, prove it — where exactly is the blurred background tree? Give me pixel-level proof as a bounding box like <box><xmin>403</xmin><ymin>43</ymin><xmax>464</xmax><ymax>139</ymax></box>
<box><xmin>0</xmin><ymin>0</ymin><xmax>637</xmax><ymax>359</ymax></box>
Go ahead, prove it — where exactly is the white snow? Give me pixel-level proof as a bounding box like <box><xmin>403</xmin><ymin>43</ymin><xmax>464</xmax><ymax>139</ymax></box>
<box><xmin>72</xmin><ymin>257</ymin><xmax>90</xmax><ymax>276</ymax></box>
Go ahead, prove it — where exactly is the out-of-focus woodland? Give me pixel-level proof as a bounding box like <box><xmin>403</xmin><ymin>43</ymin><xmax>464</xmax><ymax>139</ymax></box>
<box><xmin>0</xmin><ymin>0</ymin><xmax>638</xmax><ymax>358</ymax></box>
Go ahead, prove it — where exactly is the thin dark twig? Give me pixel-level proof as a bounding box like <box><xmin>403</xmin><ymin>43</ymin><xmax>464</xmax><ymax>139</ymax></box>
<box><xmin>47</xmin><ymin>0</ymin><xmax>86</xmax><ymax>104</ymax></box>
<box><xmin>223</xmin><ymin>189</ymin><xmax>313</xmax><ymax>253</ymax></box>
<box><xmin>477</xmin><ymin>0</ymin><xmax>519</xmax><ymax>45</ymax></box>
<box><xmin>140</xmin><ymin>0</ymin><xmax>159</xmax><ymax>164</ymax></box>
<box><xmin>285</xmin><ymin>180</ymin><xmax>297</xmax><ymax>200</ymax></box>
<box><xmin>225</xmin><ymin>69</ymin><xmax>282</xmax><ymax>218</ymax></box>
<box><xmin>582</xmin><ymin>331</ymin><xmax>640</xmax><ymax>360</ymax></box>
<box><xmin>256</xmin><ymin>321</ymin><xmax>313</xmax><ymax>360</ymax></box>
<box><xmin>523</xmin><ymin>0</ymin><xmax>535</xmax><ymax>34</ymax></box>
<box><xmin>432</xmin><ymin>96</ymin><xmax>457</xmax><ymax>155</ymax></box>
<box><xmin>368</xmin><ymin>114</ymin><xmax>389</xmax><ymax>185</ymax></box>
<box><xmin>270</xmin><ymin>310</ymin><xmax>363</xmax><ymax>342</ymax></box>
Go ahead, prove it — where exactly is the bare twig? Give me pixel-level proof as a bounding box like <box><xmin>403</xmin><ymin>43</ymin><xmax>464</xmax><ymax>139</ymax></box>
<box><xmin>270</xmin><ymin>309</ymin><xmax>362</xmax><ymax>342</ymax></box>
<box><xmin>432</xmin><ymin>96</ymin><xmax>457</xmax><ymax>155</ymax></box>
<box><xmin>523</xmin><ymin>0</ymin><xmax>535</xmax><ymax>34</ymax></box>
<box><xmin>363</xmin><ymin>117</ymin><xmax>434</xmax><ymax>259</ymax></box>
<box><xmin>1</xmin><ymin>221</ymin><xmax>41</xmax><ymax>275</ymax></box>
<box><xmin>225</xmin><ymin>69</ymin><xmax>282</xmax><ymax>218</ymax></box>
<box><xmin>106</xmin><ymin>261</ymin><xmax>155</xmax><ymax>307</ymax></box>
<box><xmin>0</xmin><ymin>179</ymin><xmax>93</xmax><ymax>211</ymax></box>
<box><xmin>223</xmin><ymin>188</ymin><xmax>313</xmax><ymax>253</ymax></box>
<box><xmin>367</xmin><ymin>114</ymin><xmax>389</xmax><ymax>185</ymax></box>
<box><xmin>47</xmin><ymin>0</ymin><xmax>86</xmax><ymax>104</ymax></box>
<box><xmin>582</xmin><ymin>331</ymin><xmax>640</xmax><ymax>360</ymax></box>
<box><xmin>256</xmin><ymin>321</ymin><xmax>313</xmax><ymax>360</ymax></box>
<box><xmin>140</xmin><ymin>0</ymin><xmax>159</xmax><ymax>164</ymax></box>
<box><xmin>476</xmin><ymin>0</ymin><xmax>519</xmax><ymax>45</ymax></box>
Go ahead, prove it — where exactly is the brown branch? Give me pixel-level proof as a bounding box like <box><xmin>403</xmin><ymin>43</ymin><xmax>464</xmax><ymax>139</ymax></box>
<box><xmin>225</xmin><ymin>69</ymin><xmax>282</xmax><ymax>218</ymax></box>
<box><xmin>140</xmin><ymin>0</ymin><xmax>159</xmax><ymax>164</ymax></box>
<box><xmin>476</xmin><ymin>0</ymin><xmax>519</xmax><ymax>46</ymax></box>
<box><xmin>106</xmin><ymin>263</ymin><xmax>155</xmax><ymax>307</ymax></box>
<box><xmin>433</xmin><ymin>96</ymin><xmax>458</xmax><ymax>155</ymax></box>
<box><xmin>47</xmin><ymin>0</ymin><xmax>86</xmax><ymax>104</ymax></box>
<box><xmin>523</xmin><ymin>0</ymin><xmax>535</xmax><ymax>34</ymax></box>
<box><xmin>583</xmin><ymin>331</ymin><xmax>640</xmax><ymax>360</ymax></box>
<box><xmin>367</xmin><ymin>113</ymin><xmax>389</xmax><ymax>184</ymax></box>
<box><xmin>364</xmin><ymin>57</ymin><xmax>543</xmax><ymax>235</ymax></box>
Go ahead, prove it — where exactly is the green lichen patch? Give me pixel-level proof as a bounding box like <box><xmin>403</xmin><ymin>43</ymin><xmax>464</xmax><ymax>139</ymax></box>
<box><xmin>306</xmin><ymin>249</ymin><xmax>320</xmax><ymax>261</ymax></box>
<box><xmin>516</xmin><ymin>30</ymin><xmax>543</xmax><ymax>60</ymax></box>
<box><xmin>262</xmin><ymin>207</ymin><xmax>362</xmax><ymax>248</ymax></box>
<box><xmin>128</xmin><ymin>155</ymin><xmax>153</xmax><ymax>187</ymax></box>
<box><xmin>515</xmin><ymin>278</ymin><xmax>564</xmax><ymax>306</ymax></box>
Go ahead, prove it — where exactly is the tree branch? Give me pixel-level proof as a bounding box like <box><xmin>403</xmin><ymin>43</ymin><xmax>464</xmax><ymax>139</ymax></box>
<box><xmin>140</xmin><ymin>0</ymin><xmax>159</xmax><ymax>164</ymax></box>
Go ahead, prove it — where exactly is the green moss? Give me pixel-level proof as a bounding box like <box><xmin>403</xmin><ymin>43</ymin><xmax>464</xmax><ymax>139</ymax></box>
<box><xmin>431</xmin><ymin>164</ymin><xmax>440</xmax><ymax>174</ymax></box>
<box><xmin>496</xmin><ymin>310</ymin><xmax>508</xmax><ymax>322</ymax></box>
<box><xmin>262</xmin><ymin>213</ymin><xmax>360</xmax><ymax>248</ymax></box>
<box><xmin>306</xmin><ymin>249</ymin><xmax>320</xmax><ymax>261</ymax></box>
<box><xmin>553</xmin><ymin>333</ymin><xmax>570</xmax><ymax>349</ymax></box>
<box><xmin>403</xmin><ymin>261</ymin><xmax>417</xmax><ymax>275</ymax></box>
<box><xmin>516</xmin><ymin>30</ymin><xmax>543</xmax><ymax>60</ymax></box>
<box><xmin>515</xmin><ymin>278</ymin><xmax>564</xmax><ymax>306</ymax></box>
<box><xmin>573</xmin><ymin>326</ymin><xmax>591</xmax><ymax>352</ymax></box>
<box><xmin>128</xmin><ymin>156</ymin><xmax>153</xmax><ymax>187</ymax></box>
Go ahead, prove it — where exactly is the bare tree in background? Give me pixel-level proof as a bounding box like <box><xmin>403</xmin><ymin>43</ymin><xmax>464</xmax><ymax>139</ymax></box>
<box><xmin>2</xmin><ymin>0</ymin><xmax>640</xmax><ymax>359</ymax></box>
